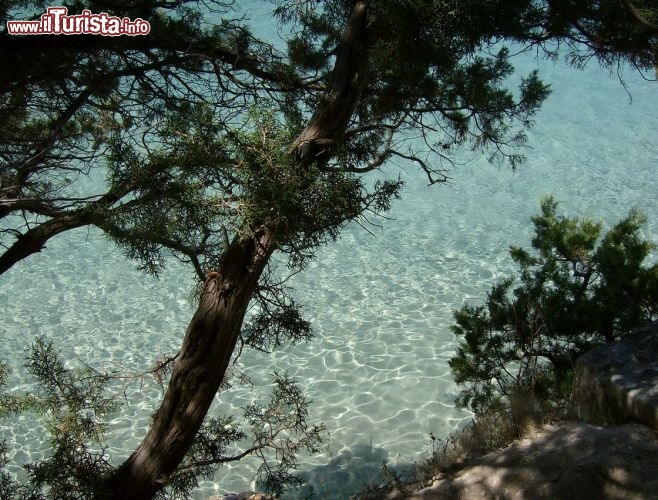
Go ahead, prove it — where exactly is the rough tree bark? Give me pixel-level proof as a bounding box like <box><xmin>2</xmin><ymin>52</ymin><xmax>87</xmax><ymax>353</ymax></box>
<box><xmin>106</xmin><ymin>2</ymin><xmax>370</xmax><ymax>498</ymax></box>
<box><xmin>291</xmin><ymin>1</ymin><xmax>369</xmax><ymax>167</ymax></box>
<box><xmin>108</xmin><ymin>229</ymin><xmax>277</xmax><ymax>498</ymax></box>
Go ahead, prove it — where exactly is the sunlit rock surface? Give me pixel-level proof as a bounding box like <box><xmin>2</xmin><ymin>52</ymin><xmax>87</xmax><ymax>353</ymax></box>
<box><xmin>571</xmin><ymin>322</ymin><xmax>658</xmax><ymax>430</ymax></box>
<box><xmin>405</xmin><ymin>422</ymin><xmax>658</xmax><ymax>500</ymax></box>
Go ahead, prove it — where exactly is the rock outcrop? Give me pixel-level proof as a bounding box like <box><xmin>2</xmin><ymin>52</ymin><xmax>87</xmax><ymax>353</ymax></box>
<box><xmin>404</xmin><ymin>421</ymin><xmax>658</xmax><ymax>499</ymax></box>
<box><xmin>570</xmin><ymin>322</ymin><xmax>658</xmax><ymax>430</ymax></box>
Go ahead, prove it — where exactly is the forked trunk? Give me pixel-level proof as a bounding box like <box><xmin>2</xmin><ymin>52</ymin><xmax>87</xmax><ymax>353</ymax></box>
<box><xmin>107</xmin><ymin>230</ymin><xmax>275</xmax><ymax>499</ymax></box>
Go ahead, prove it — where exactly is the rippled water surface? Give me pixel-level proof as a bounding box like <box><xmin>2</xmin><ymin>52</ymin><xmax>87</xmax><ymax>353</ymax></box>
<box><xmin>1</xmin><ymin>4</ymin><xmax>657</xmax><ymax>499</ymax></box>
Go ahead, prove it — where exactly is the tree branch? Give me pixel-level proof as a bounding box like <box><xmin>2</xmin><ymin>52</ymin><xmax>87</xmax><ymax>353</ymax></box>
<box><xmin>291</xmin><ymin>1</ymin><xmax>370</xmax><ymax>167</ymax></box>
<box><xmin>622</xmin><ymin>0</ymin><xmax>658</xmax><ymax>34</ymax></box>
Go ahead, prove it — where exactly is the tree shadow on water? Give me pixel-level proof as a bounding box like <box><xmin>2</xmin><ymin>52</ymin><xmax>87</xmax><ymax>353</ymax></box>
<box><xmin>289</xmin><ymin>442</ymin><xmax>414</xmax><ymax>500</ymax></box>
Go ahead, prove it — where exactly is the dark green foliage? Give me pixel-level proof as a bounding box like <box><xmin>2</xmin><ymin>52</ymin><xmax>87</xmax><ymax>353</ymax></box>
<box><xmin>242</xmin><ymin>300</ymin><xmax>313</xmax><ymax>353</ymax></box>
<box><xmin>275</xmin><ymin>0</ymin><xmax>554</xmax><ymax>172</ymax></box>
<box><xmin>100</xmin><ymin>101</ymin><xmax>404</xmax><ymax>276</ymax></box>
<box><xmin>0</xmin><ymin>440</ymin><xmax>30</xmax><ymax>500</ymax></box>
<box><xmin>0</xmin><ymin>363</ymin><xmax>36</xmax><ymax>419</ymax></box>
<box><xmin>2</xmin><ymin>0</ymin><xmax>657</xmax><ymax>497</ymax></box>
<box><xmin>223</xmin><ymin>108</ymin><xmax>383</xmax><ymax>270</ymax></box>
<box><xmin>0</xmin><ymin>363</ymin><xmax>35</xmax><ymax>499</ymax></box>
<box><xmin>22</xmin><ymin>338</ymin><xmax>117</xmax><ymax>499</ymax></box>
<box><xmin>0</xmin><ymin>339</ymin><xmax>118</xmax><ymax>498</ymax></box>
<box><xmin>6</xmin><ymin>0</ymin><xmax>655</xmax><ymax>280</ymax></box>
<box><xmin>450</xmin><ymin>198</ymin><xmax>658</xmax><ymax>414</ymax></box>
<box><xmin>0</xmin><ymin>344</ymin><xmax>325</xmax><ymax>498</ymax></box>
<box><xmin>243</xmin><ymin>373</ymin><xmax>325</xmax><ymax>496</ymax></box>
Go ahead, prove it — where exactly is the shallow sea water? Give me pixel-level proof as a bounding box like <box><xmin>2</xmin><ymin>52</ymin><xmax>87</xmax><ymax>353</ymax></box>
<box><xmin>1</xmin><ymin>5</ymin><xmax>658</xmax><ymax>499</ymax></box>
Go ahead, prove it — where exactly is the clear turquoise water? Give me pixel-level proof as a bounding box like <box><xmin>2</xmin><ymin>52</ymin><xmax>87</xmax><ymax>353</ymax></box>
<box><xmin>1</xmin><ymin>6</ymin><xmax>657</xmax><ymax>499</ymax></box>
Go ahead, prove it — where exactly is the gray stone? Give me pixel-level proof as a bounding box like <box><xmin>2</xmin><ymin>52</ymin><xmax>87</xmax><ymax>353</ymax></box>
<box><xmin>208</xmin><ymin>493</ymin><xmax>275</xmax><ymax>500</ymax></box>
<box><xmin>570</xmin><ymin>322</ymin><xmax>658</xmax><ymax>429</ymax></box>
<box><xmin>404</xmin><ymin>422</ymin><xmax>658</xmax><ymax>500</ymax></box>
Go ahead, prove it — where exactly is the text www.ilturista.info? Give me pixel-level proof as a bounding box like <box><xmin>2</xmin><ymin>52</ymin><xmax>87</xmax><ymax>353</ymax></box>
<box><xmin>7</xmin><ymin>7</ymin><xmax>150</xmax><ymax>36</ymax></box>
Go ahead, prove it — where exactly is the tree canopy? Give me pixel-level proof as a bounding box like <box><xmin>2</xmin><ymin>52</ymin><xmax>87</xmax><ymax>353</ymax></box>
<box><xmin>0</xmin><ymin>0</ymin><xmax>656</xmax><ymax>497</ymax></box>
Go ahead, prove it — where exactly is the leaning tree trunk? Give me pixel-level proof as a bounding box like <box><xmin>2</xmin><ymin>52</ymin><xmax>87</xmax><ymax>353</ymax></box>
<box><xmin>106</xmin><ymin>3</ymin><xmax>370</xmax><ymax>498</ymax></box>
<box><xmin>107</xmin><ymin>229</ymin><xmax>276</xmax><ymax>498</ymax></box>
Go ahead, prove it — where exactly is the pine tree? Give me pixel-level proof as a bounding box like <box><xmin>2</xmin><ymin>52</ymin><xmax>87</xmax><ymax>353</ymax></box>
<box><xmin>450</xmin><ymin>197</ymin><xmax>658</xmax><ymax>414</ymax></box>
<box><xmin>1</xmin><ymin>1</ymin><xmax>656</xmax><ymax>497</ymax></box>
